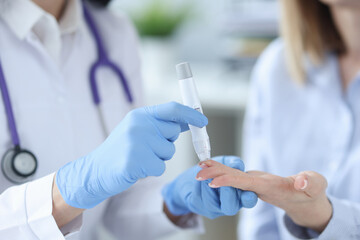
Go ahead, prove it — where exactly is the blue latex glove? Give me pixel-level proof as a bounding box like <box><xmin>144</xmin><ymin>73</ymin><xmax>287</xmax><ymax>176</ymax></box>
<box><xmin>162</xmin><ymin>156</ymin><xmax>258</xmax><ymax>219</ymax></box>
<box><xmin>56</xmin><ymin>102</ymin><xmax>208</xmax><ymax>209</ymax></box>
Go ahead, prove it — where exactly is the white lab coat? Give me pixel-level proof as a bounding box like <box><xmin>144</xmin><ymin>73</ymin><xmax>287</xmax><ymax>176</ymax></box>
<box><xmin>0</xmin><ymin>0</ymin><xmax>199</xmax><ymax>239</ymax></box>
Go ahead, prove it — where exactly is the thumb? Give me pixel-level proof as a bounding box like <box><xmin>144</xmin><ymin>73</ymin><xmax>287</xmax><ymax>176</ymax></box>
<box><xmin>293</xmin><ymin>171</ymin><xmax>328</xmax><ymax>198</ymax></box>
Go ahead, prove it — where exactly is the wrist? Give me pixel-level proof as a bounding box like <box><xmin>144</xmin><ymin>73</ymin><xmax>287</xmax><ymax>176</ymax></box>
<box><xmin>52</xmin><ymin>175</ymin><xmax>84</xmax><ymax>228</ymax></box>
<box><xmin>286</xmin><ymin>195</ymin><xmax>332</xmax><ymax>233</ymax></box>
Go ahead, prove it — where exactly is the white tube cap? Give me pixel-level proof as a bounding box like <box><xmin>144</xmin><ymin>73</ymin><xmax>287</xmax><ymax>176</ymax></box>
<box><xmin>176</xmin><ymin>62</ymin><xmax>193</xmax><ymax>79</ymax></box>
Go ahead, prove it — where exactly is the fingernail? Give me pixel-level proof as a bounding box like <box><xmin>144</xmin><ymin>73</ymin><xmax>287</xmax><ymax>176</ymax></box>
<box><xmin>199</xmin><ymin>162</ymin><xmax>208</xmax><ymax>168</ymax></box>
<box><xmin>301</xmin><ymin>179</ymin><xmax>308</xmax><ymax>190</ymax></box>
<box><xmin>196</xmin><ymin>176</ymin><xmax>203</xmax><ymax>181</ymax></box>
<box><xmin>208</xmin><ymin>183</ymin><xmax>218</xmax><ymax>188</ymax></box>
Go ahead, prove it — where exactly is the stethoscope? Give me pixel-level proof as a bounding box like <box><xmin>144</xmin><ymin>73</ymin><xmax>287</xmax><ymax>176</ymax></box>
<box><xmin>0</xmin><ymin>3</ymin><xmax>133</xmax><ymax>184</ymax></box>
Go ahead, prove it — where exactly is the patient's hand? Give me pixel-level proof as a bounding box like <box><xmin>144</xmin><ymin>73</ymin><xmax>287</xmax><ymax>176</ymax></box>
<box><xmin>196</xmin><ymin>160</ymin><xmax>332</xmax><ymax>233</ymax></box>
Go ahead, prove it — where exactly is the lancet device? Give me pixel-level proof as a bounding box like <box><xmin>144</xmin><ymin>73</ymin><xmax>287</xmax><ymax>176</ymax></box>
<box><xmin>176</xmin><ymin>62</ymin><xmax>211</xmax><ymax>161</ymax></box>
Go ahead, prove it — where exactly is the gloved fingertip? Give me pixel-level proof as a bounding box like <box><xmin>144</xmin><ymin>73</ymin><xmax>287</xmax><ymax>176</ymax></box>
<box><xmin>192</xmin><ymin>115</ymin><xmax>208</xmax><ymax>128</ymax></box>
<box><xmin>191</xmin><ymin>110</ymin><xmax>208</xmax><ymax>127</ymax></box>
<box><xmin>223</xmin><ymin>207</ymin><xmax>240</xmax><ymax>216</ymax></box>
<box><xmin>241</xmin><ymin>191</ymin><xmax>258</xmax><ymax>208</ymax></box>
<box><xmin>223</xmin><ymin>156</ymin><xmax>245</xmax><ymax>171</ymax></box>
<box><xmin>202</xmin><ymin>115</ymin><xmax>209</xmax><ymax>126</ymax></box>
<box><xmin>219</xmin><ymin>187</ymin><xmax>241</xmax><ymax>216</ymax></box>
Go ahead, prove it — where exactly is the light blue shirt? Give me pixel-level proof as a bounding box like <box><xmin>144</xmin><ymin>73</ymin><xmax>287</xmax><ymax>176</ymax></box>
<box><xmin>239</xmin><ymin>39</ymin><xmax>360</xmax><ymax>240</ymax></box>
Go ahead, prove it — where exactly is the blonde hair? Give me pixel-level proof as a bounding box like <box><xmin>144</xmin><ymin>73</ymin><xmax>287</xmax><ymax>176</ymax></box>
<box><xmin>280</xmin><ymin>0</ymin><xmax>345</xmax><ymax>83</ymax></box>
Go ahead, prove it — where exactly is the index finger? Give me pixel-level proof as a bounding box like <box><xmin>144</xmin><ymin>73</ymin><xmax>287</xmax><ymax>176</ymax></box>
<box><xmin>196</xmin><ymin>160</ymin><xmax>260</xmax><ymax>192</ymax></box>
<box><xmin>145</xmin><ymin>102</ymin><xmax>208</xmax><ymax>129</ymax></box>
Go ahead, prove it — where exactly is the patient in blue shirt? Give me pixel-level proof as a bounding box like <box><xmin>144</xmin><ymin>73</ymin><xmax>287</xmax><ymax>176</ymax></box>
<box><xmin>197</xmin><ymin>0</ymin><xmax>360</xmax><ymax>239</ymax></box>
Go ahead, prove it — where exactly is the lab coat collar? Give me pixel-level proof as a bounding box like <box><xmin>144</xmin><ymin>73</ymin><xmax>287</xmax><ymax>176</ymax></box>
<box><xmin>0</xmin><ymin>0</ymin><xmax>83</xmax><ymax>40</ymax></box>
<box><xmin>0</xmin><ymin>0</ymin><xmax>43</xmax><ymax>40</ymax></box>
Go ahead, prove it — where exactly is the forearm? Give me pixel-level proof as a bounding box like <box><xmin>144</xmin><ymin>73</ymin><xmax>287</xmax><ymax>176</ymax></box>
<box><xmin>285</xmin><ymin>195</ymin><xmax>332</xmax><ymax>233</ymax></box>
<box><xmin>52</xmin><ymin>175</ymin><xmax>84</xmax><ymax>228</ymax></box>
<box><xmin>285</xmin><ymin>196</ymin><xmax>360</xmax><ymax>240</ymax></box>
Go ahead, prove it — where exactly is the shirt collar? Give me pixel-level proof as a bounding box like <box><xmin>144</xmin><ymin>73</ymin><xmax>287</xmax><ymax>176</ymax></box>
<box><xmin>59</xmin><ymin>0</ymin><xmax>83</xmax><ymax>35</ymax></box>
<box><xmin>0</xmin><ymin>0</ymin><xmax>83</xmax><ymax>40</ymax></box>
<box><xmin>305</xmin><ymin>52</ymin><xmax>342</xmax><ymax>90</ymax></box>
<box><xmin>307</xmin><ymin>52</ymin><xmax>360</xmax><ymax>101</ymax></box>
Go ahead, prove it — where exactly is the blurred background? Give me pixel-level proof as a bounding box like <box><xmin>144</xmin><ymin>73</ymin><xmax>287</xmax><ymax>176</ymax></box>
<box><xmin>108</xmin><ymin>0</ymin><xmax>279</xmax><ymax>239</ymax></box>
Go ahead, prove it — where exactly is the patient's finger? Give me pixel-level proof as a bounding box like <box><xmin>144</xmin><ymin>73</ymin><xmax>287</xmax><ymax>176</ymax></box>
<box><xmin>196</xmin><ymin>160</ymin><xmax>241</xmax><ymax>181</ymax></box>
<box><xmin>198</xmin><ymin>159</ymin><xmax>221</xmax><ymax>168</ymax></box>
<box><xmin>209</xmin><ymin>172</ymin><xmax>289</xmax><ymax>197</ymax></box>
<box><xmin>208</xmin><ymin>173</ymin><xmax>258</xmax><ymax>192</ymax></box>
<box><xmin>246</xmin><ymin>170</ymin><xmax>266</xmax><ymax>176</ymax></box>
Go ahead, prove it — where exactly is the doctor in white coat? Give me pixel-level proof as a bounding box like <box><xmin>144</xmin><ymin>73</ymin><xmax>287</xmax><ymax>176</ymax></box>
<box><xmin>0</xmin><ymin>0</ymin><xmax>257</xmax><ymax>239</ymax></box>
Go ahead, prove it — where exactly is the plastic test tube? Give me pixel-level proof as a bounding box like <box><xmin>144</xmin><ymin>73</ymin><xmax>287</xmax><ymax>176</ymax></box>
<box><xmin>176</xmin><ymin>62</ymin><xmax>211</xmax><ymax>161</ymax></box>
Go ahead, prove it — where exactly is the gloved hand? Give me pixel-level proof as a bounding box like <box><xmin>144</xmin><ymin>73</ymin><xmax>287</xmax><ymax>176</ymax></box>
<box><xmin>162</xmin><ymin>156</ymin><xmax>258</xmax><ymax>219</ymax></box>
<box><xmin>56</xmin><ymin>102</ymin><xmax>208</xmax><ymax>209</ymax></box>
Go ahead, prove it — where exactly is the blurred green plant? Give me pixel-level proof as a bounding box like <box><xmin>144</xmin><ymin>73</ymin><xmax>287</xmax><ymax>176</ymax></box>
<box><xmin>131</xmin><ymin>0</ymin><xmax>191</xmax><ymax>37</ymax></box>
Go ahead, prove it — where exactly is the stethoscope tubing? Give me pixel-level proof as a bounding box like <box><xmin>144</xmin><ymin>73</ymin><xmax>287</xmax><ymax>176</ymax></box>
<box><xmin>0</xmin><ymin>60</ymin><xmax>21</xmax><ymax>148</ymax></box>
<box><xmin>83</xmin><ymin>4</ymin><xmax>134</xmax><ymax>105</ymax></box>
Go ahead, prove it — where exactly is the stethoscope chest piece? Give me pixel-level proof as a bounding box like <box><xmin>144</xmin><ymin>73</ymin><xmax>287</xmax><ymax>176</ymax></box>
<box><xmin>2</xmin><ymin>148</ymin><xmax>37</xmax><ymax>184</ymax></box>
